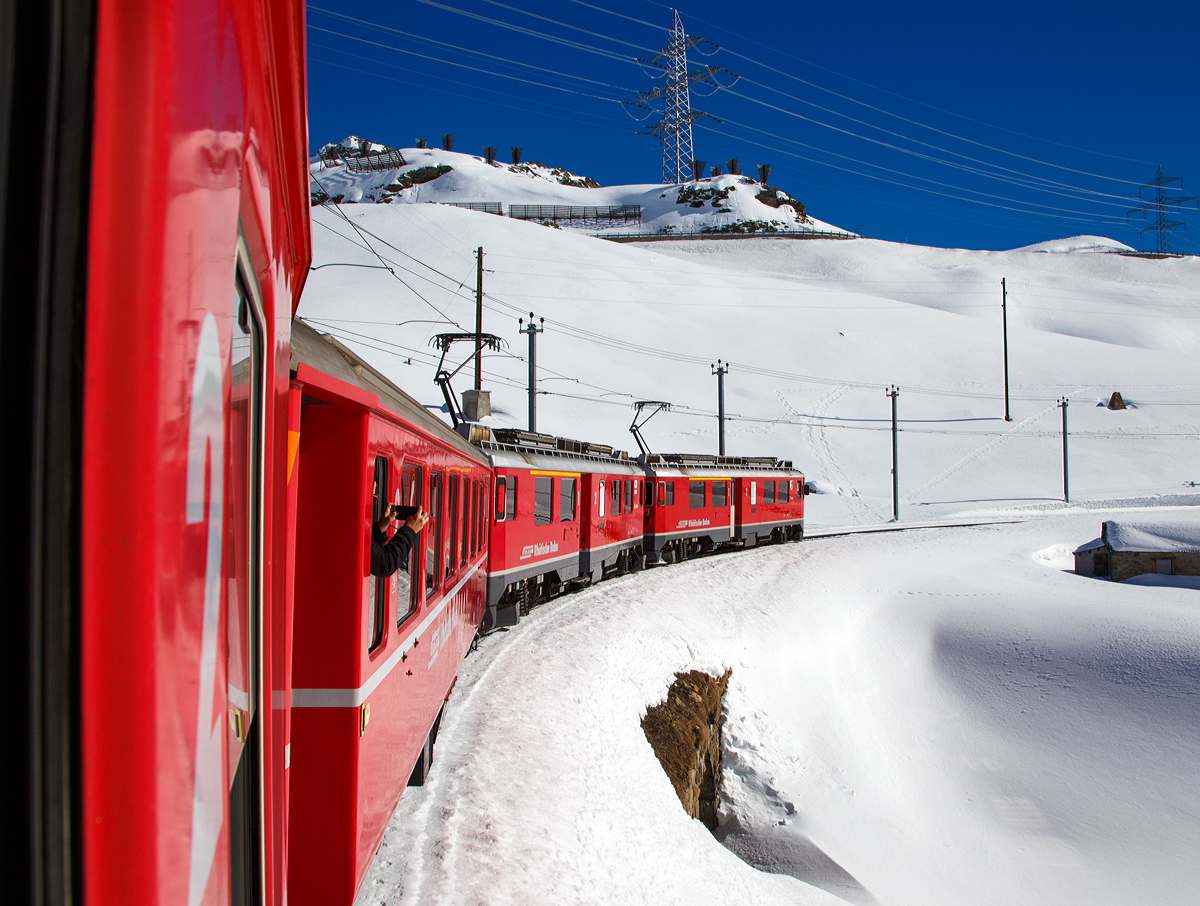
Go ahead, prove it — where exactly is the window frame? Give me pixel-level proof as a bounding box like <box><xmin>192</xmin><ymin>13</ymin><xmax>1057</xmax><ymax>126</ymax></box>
<box><xmin>560</xmin><ymin>477</ymin><xmax>576</xmax><ymax>522</ymax></box>
<box><xmin>426</xmin><ymin>471</ymin><xmax>443</xmax><ymax>596</ymax></box>
<box><xmin>534</xmin><ymin>476</ymin><xmax>553</xmax><ymax>526</ymax></box>
<box><xmin>495</xmin><ymin>476</ymin><xmax>507</xmax><ymax>522</ymax></box>
<box><xmin>397</xmin><ymin>463</ymin><xmax>422</xmax><ymax>626</ymax></box>
<box><xmin>367</xmin><ymin>454</ymin><xmax>389</xmax><ymax>653</ymax></box>
<box><xmin>712</xmin><ymin>480</ymin><xmax>727</xmax><ymax>508</ymax></box>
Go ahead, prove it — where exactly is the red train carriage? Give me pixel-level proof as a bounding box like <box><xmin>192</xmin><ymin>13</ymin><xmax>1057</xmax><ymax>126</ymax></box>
<box><xmin>577</xmin><ymin>458</ymin><xmax>647</xmax><ymax>583</ymax></box>
<box><xmin>642</xmin><ymin>454</ymin><xmax>806</xmax><ymax>563</ymax></box>
<box><xmin>734</xmin><ymin>466</ymin><xmax>809</xmax><ymax>545</ymax></box>
<box><xmin>285</xmin><ymin>322</ymin><xmax>488</xmax><ymax>906</ymax></box>
<box><xmin>478</xmin><ymin>430</ymin><xmax>584</xmax><ymax>627</ymax></box>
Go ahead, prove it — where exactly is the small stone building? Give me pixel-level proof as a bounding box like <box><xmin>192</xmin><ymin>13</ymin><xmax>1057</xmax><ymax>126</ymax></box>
<box><xmin>1074</xmin><ymin>520</ymin><xmax>1200</xmax><ymax>581</ymax></box>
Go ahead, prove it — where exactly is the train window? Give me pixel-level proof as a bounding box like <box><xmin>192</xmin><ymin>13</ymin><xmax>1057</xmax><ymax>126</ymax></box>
<box><xmin>712</xmin><ymin>480</ymin><xmax>727</xmax><ymax>508</ymax></box>
<box><xmin>397</xmin><ymin>464</ymin><xmax>421</xmax><ymax>625</ymax></box>
<box><xmin>750</xmin><ymin>481</ymin><xmax>757</xmax><ymax>505</ymax></box>
<box><xmin>426</xmin><ymin>471</ymin><xmax>442</xmax><ymax>595</ymax></box>
<box><xmin>779</xmin><ymin>481</ymin><xmax>790</xmax><ymax>504</ymax></box>
<box><xmin>446</xmin><ymin>475</ymin><xmax>459</xmax><ymax>582</ymax></box>
<box><xmin>506</xmin><ymin>476</ymin><xmax>516</xmax><ymax>521</ymax></box>
<box><xmin>665</xmin><ymin>481</ymin><xmax>675</xmax><ymax>506</ymax></box>
<box><xmin>624</xmin><ymin>479</ymin><xmax>632</xmax><ymax>511</ymax></box>
<box><xmin>598</xmin><ymin>480</ymin><xmax>606</xmax><ymax>518</ymax></box>
<box><xmin>469</xmin><ymin>479</ymin><xmax>478</xmax><ymax>556</ymax></box>
<box><xmin>462</xmin><ymin>478</ymin><xmax>471</xmax><ymax>566</ymax></box>
<box><xmin>611</xmin><ymin>478</ymin><xmax>621</xmax><ymax>515</ymax></box>
<box><xmin>656</xmin><ymin>481</ymin><xmax>664</xmax><ymax>506</ymax></box>
<box><xmin>495</xmin><ymin>477</ymin><xmax>507</xmax><ymax>522</ymax></box>
<box><xmin>689</xmin><ymin>481</ymin><xmax>705</xmax><ymax>509</ymax></box>
<box><xmin>560</xmin><ymin>478</ymin><xmax>576</xmax><ymax>521</ymax></box>
<box><xmin>764</xmin><ymin>481</ymin><xmax>776</xmax><ymax>504</ymax></box>
<box><xmin>534</xmin><ymin>476</ymin><xmax>553</xmax><ymax>525</ymax></box>
<box><xmin>481</xmin><ymin>479</ymin><xmax>490</xmax><ymax>548</ymax></box>
<box><xmin>367</xmin><ymin>456</ymin><xmax>388</xmax><ymax>653</ymax></box>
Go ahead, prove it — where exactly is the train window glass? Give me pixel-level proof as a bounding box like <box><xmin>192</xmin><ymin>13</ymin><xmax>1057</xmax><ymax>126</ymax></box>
<box><xmin>598</xmin><ymin>480</ymin><xmax>606</xmax><ymax>518</ymax></box>
<box><xmin>560</xmin><ymin>478</ymin><xmax>576</xmax><ymax>521</ymax></box>
<box><xmin>656</xmin><ymin>481</ymin><xmax>664</xmax><ymax>506</ymax></box>
<box><xmin>495</xmin><ymin>477</ymin><xmax>507</xmax><ymax>522</ymax></box>
<box><xmin>624</xmin><ymin>480</ymin><xmax>632</xmax><ymax>511</ymax></box>
<box><xmin>367</xmin><ymin>455</ymin><xmax>389</xmax><ymax>652</ymax></box>
<box><xmin>469</xmin><ymin>480</ymin><xmax>478</xmax><ymax>555</ymax></box>
<box><xmin>689</xmin><ymin>481</ymin><xmax>705</xmax><ymax>509</ymax></box>
<box><xmin>779</xmin><ymin>481</ymin><xmax>790</xmax><ymax>504</ymax></box>
<box><xmin>750</xmin><ymin>481</ymin><xmax>756</xmax><ymax>505</ymax></box>
<box><xmin>426</xmin><ymin>471</ymin><xmax>442</xmax><ymax>595</ymax></box>
<box><xmin>397</xmin><ymin>464</ymin><xmax>421</xmax><ymax>625</ymax></box>
<box><xmin>666</xmin><ymin>481</ymin><xmax>675</xmax><ymax>506</ymax></box>
<box><xmin>481</xmin><ymin>479</ymin><xmax>490</xmax><ymax>548</ymax></box>
<box><xmin>446</xmin><ymin>475</ymin><xmax>459</xmax><ymax>582</ymax></box>
<box><xmin>611</xmin><ymin>478</ymin><xmax>621</xmax><ymax>515</ymax></box>
<box><xmin>764</xmin><ymin>481</ymin><xmax>775</xmax><ymax>504</ymax></box>
<box><xmin>506</xmin><ymin>476</ymin><xmax>517</xmax><ymax>521</ymax></box>
<box><xmin>459</xmin><ymin>478</ymin><xmax>468</xmax><ymax>563</ymax></box>
<box><xmin>712</xmin><ymin>480</ymin><xmax>727</xmax><ymax>508</ymax></box>
<box><xmin>534</xmin><ymin>476</ymin><xmax>553</xmax><ymax>525</ymax></box>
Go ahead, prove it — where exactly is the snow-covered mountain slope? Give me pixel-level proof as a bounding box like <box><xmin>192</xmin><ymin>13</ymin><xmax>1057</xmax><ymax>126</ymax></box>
<box><xmin>299</xmin><ymin>202</ymin><xmax>1200</xmax><ymax>528</ymax></box>
<box><xmin>308</xmin><ymin>139</ymin><xmax>845</xmax><ymax>236</ymax></box>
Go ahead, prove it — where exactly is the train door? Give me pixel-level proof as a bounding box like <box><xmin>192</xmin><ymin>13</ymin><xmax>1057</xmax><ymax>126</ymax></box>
<box><xmin>227</xmin><ymin>246</ymin><xmax>267</xmax><ymax>906</ymax></box>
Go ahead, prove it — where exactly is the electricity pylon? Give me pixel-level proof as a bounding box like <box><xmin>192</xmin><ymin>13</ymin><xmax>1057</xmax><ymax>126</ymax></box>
<box><xmin>625</xmin><ymin>10</ymin><xmax>732</xmax><ymax>184</ymax></box>
<box><xmin>1126</xmin><ymin>165</ymin><xmax>1197</xmax><ymax>254</ymax></box>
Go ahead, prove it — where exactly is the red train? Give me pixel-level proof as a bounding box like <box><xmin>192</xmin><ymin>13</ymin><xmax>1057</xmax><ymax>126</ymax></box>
<box><xmin>8</xmin><ymin>1</ymin><xmax>805</xmax><ymax>905</ymax></box>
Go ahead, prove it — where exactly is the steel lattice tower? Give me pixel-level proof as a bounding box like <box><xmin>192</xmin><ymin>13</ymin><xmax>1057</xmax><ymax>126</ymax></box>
<box><xmin>627</xmin><ymin>10</ymin><xmax>729</xmax><ymax>184</ymax></box>
<box><xmin>1126</xmin><ymin>165</ymin><xmax>1197</xmax><ymax>254</ymax></box>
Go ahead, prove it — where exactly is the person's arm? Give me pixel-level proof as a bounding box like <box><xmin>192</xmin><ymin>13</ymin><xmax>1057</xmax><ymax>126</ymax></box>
<box><xmin>370</xmin><ymin>506</ymin><xmax>429</xmax><ymax>577</ymax></box>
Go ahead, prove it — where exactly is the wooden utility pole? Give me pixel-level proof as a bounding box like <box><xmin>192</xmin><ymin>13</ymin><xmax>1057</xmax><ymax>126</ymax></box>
<box><xmin>1002</xmin><ymin>278</ymin><xmax>1011</xmax><ymax>422</ymax></box>
<box><xmin>474</xmin><ymin>247</ymin><xmax>484</xmax><ymax>390</ymax></box>
<box><xmin>888</xmin><ymin>385</ymin><xmax>899</xmax><ymax>521</ymax></box>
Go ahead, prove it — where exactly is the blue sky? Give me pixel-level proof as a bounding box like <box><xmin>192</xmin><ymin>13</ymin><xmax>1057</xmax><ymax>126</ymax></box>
<box><xmin>305</xmin><ymin>0</ymin><xmax>1199</xmax><ymax>252</ymax></box>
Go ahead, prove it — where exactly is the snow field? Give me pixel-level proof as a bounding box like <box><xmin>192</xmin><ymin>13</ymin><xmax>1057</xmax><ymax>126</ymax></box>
<box><xmin>356</xmin><ymin>510</ymin><xmax>1200</xmax><ymax>905</ymax></box>
<box><xmin>301</xmin><ymin>203</ymin><xmax>1200</xmax><ymax>528</ymax></box>
<box><xmin>301</xmin><ymin>188</ymin><xmax>1200</xmax><ymax>903</ymax></box>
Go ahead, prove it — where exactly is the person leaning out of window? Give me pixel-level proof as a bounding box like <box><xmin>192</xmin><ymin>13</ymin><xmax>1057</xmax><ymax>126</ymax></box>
<box><xmin>371</xmin><ymin>502</ymin><xmax>429</xmax><ymax>577</ymax></box>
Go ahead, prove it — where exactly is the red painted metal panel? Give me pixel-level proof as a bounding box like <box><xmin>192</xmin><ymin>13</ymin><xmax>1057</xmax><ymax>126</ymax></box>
<box><xmin>81</xmin><ymin>1</ymin><xmax>309</xmax><ymax>905</ymax></box>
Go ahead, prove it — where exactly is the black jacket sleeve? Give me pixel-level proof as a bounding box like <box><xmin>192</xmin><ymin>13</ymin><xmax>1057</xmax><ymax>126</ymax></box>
<box><xmin>370</xmin><ymin>525</ymin><xmax>417</xmax><ymax>578</ymax></box>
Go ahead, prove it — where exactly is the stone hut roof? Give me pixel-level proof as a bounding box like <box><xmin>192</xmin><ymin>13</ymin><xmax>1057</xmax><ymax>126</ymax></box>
<box><xmin>1091</xmin><ymin>520</ymin><xmax>1200</xmax><ymax>554</ymax></box>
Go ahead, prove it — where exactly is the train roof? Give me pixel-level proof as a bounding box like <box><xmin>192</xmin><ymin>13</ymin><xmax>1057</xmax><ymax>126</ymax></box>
<box><xmin>476</xmin><ymin>428</ymin><xmax>644</xmax><ymax>475</ymax></box>
<box><xmin>467</xmin><ymin>427</ymin><xmax>804</xmax><ymax>478</ymax></box>
<box><xmin>641</xmin><ymin>452</ymin><xmax>804</xmax><ymax>479</ymax></box>
<box><xmin>289</xmin><ymin>318</ymin><xmax>487</xmax><ymax>466</ymax></box>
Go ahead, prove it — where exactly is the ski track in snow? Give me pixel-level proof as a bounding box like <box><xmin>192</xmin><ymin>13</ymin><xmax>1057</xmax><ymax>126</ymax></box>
<box><xmin>785</xmin><ymin>385</ymin><xmax>871</xmax><ymax>523</ymax></box>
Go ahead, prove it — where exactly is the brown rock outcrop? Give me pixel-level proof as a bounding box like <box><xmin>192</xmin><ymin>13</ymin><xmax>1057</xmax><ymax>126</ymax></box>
<box><xmin>641</xmin><ymin>669</ymin><xmax>732</xmax><ymax>831</ymax></box>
